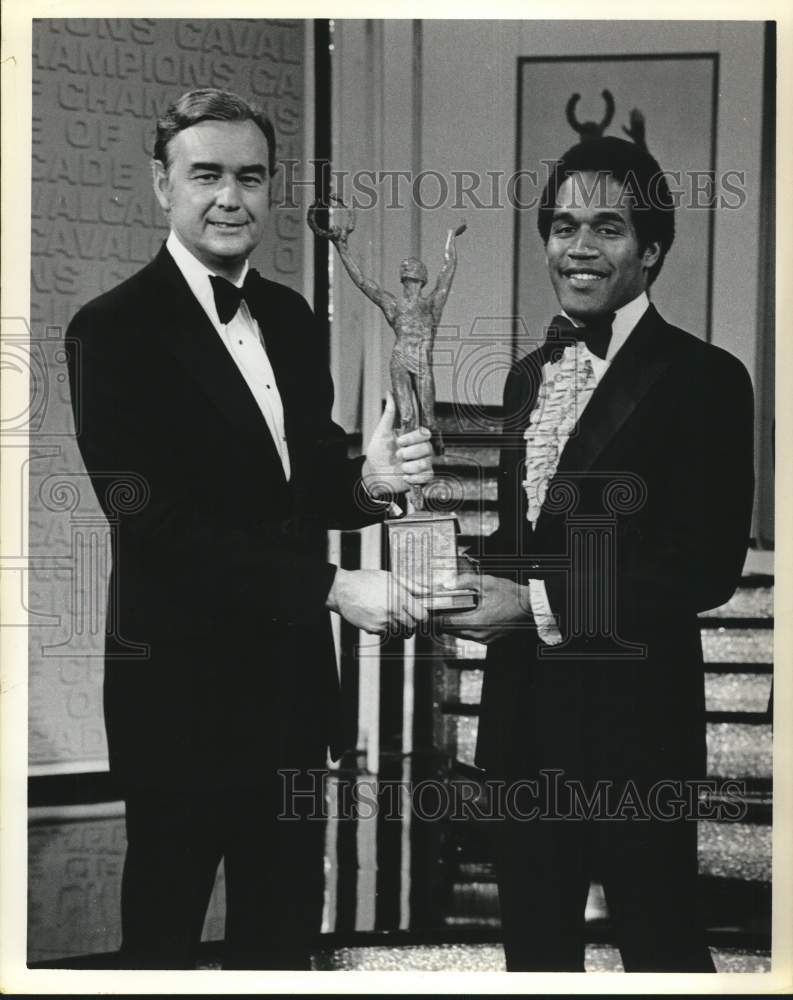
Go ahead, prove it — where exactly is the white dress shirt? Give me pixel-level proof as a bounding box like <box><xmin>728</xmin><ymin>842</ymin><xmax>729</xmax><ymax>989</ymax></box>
<box><xmin>166</xmin><ymin>231</ymin><xmax>291</xmax><ymax>481</ymax></box>
<box><xmin>528</xmin><ymin>291</ymin><xmax>650</xmax><ymax>644</ymax></box>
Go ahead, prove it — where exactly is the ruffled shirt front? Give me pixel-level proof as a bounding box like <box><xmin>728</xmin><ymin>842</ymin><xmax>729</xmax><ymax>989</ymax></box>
<box><xmin>523</xmin><ymin>293</ymin><xmax>650</xmax><ymax>644</ymax></box>
<box><xmin>522</xmin><ymin>341</ymin><xmax>599</xmax><ymax>528</ymax></box>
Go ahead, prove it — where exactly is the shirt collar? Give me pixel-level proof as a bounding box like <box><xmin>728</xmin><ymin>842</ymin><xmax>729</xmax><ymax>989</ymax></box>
<box><xmin>166</xmin><ymin>231</ymin><xmax>249</xmax><ymax>325</ymax></box>
<box><xmin>562</xmin><ymin>290</ymin><xmax>649</xmax><ymax>362</ymax></box>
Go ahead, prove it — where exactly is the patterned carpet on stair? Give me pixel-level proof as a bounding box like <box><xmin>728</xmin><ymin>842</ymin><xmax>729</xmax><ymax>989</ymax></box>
<box><xmin>312</xmin><ymin>942</ymin><xmax>771</xmax><ymax>972</ymax></box>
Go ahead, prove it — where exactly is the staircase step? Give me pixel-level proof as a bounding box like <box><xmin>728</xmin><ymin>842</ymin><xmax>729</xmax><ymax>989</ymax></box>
<box><xmin>699</xmin><ymin>822</ymin><xmax>771</xmax><ymax>882</ymax></box>
<box><xmin>448</xmin><ymin>717</ymin><xmax>479</xmax><ymax>767</ymax></box>
<box><xmin>447</xmin><ymin>671</ymin><xmax>772</xmax><ymax>715</ymax></box>
<box><xmin>442</xmin><ymin>700</ymin><xmax>480</xmax><ymax>716</ymax></box>
<box><xmin>447</xmin><ymin>882</ymin><xmax>500</xmax><ymax>919</ymax></box>
<box><xmin>445</xmin><ymin>770</ymin><xmax>771</xmax><ymax>846</ymax></box>
<box><xmin>448</xmin><ymin>551</ymin><xmax>772</xmax><ymax>599</ymax></box>
<box><xmin>703</xmin><ymin>587</ymin><xmax>773</xmax><ymax>619</ymax></box>
<box><xmin>454</xmin><ymin>862</ymin><xmax>495</xmax><ymax>884</ymax></box>
<box><xmin>444</xmin><ymin>656</ymin><xmax>772</xmax><ymax>678</ymax></box>
<box><xmin>437</xmin><ymin>447</ymin><xmax>500</xmax><ymax>469</ymax></box>
<box><xmin>710</xmin><ymin>950</ymin><xmax>772</xmax><ymax>973</ymax></box>
<box><xmin>442</xmin><ymin>701</ymin><xmax>769</xmax><ymax>728</ymax></box>
<box><xmin>706</xmin><ymin>711</ymin><xmax>769</xmax><ymax>725</ymax></box>
<box><xmin>741</xmin><ymin>549</ymin><xmax>774</xmax><ymax>576</ymax></box>
<box><xmin>707</xmin><ymin>723</ymin><xmax>772</xmax><ymax>780</ymax></box>
<box><xmin>442</xmin><ymin>916</ymin><xmax>503</xmax><ymax>929</ymax></box>
<box><xmin>457</xmin><ymin>670</ymin><xmax>484</xmax><ymax>703</ymax></box>
<box><xmin>736</xmin><ymin>573</ymin><xmax>774</xmax><ymax>589</ymax></box>
<box><xmin>438</xmin><ymin>637</ymin><xmax>487</xmax><ymax>661</ymax></box>
<box><xmin>445</xmin><ymin>767</ymin><xmax>771</xmax><ymax>827</ymax></box>
<box><xmin>437</xmin><ymin>626</ymin><xmax>771</xmax><ymax>652</ymax></box>
<box><xmin>446</xmin><ymin>875</ymin><xmax>769</xmax><ymax>934</ymax></box>
<box><xmin>456</xmin><ymin>510</ymin><xmax>499</xmax><ymax>537</ymax></box>
<box><xmin>443</xmin><ymin>656</ymin><xmax>487</xmax><ymax>671</ymax></box>
<box><xmin>700</xmin><ymin>629</ymin><xmax>773</xmax><ymax>665</ymax></box>
<box><xmin>699</xmin><ymin>617</ymin><xmax>773</xmax><ymax>630</ymax></box>
<box><xmin>703</xmin><ymin>879</ymin><xmax>771</xmax><ymax>938</ymax></box>
<box><xmin>428</xmin><ymin>474</ymin><xmax>498</xmax><ymax>503</ymax></box>
<box><xmin>454</xmin><ymin>498</ymin><xmax>499</xmax><ymax>512</ymax></box>
<box><xmin>704</xmin><ymin>674</ymin><xmax>773</xmax><ymax>713</ymax></box>
<box><xmin>703</xmin><ymin>662</ymin><xmax>773</xmax><ymax>676</ymax></box>
<box><xmin>447</xmin><ymin>716</ymin><xmax>772</xmax><ymax>780</ymax></box>
<box><xmin>452</xmin><ymin>822</ymin><xmax>771</xmax><ymax>884</ymax></box>
<box><xmin>435</xmin><ymin>404</ymin><xmax>503</xmax><ymax>435</ymax></box>
<box><xmin>438</xmin><ymin>633</ymin><xmax>773</xmax><ymax>672</ymax></box>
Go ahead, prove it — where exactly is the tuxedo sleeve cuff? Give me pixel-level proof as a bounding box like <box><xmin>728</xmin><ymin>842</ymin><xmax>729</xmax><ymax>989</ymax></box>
<box><xmin>363</xmin><ymin>485</ymin><xmax>403</xmax><ymax>517</ymax></box>
<box><xmin>358</xmin><ymin>473</ymin><xmax>404</xmax><ymax>517</ymax></box>
<box><xmin>529</xmin><ymin>578</ymin><xmax>563</xmax><ymax>645</ymax></box>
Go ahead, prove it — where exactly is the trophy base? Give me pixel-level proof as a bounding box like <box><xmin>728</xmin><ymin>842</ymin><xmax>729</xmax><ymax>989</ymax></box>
<box><xmin>386</xmin><ymin>510</ymin><xmax>477</xmax><ymax>614</ymax></box>
<box><xmin>424</xmin><ymin>588</ymin><xmax>479</xmax><ymax>613</ymax></box>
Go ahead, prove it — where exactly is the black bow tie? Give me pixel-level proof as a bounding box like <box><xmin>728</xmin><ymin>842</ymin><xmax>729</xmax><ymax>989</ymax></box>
<box><xmin>544</xmin><ymin>313</ymin><xmax>615</xmax><ymax>362</ymax></box>
<box><xmin>209</xmin><ymin>269</ymin><xmax>259</xmax><ymax>324</ymax></box>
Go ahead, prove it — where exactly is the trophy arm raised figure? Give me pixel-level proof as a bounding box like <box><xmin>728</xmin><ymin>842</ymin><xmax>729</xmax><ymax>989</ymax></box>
<box><xmin>307</xmin><ymin>197</ymin><xmax>477</xmax><ymax>611</ymax></box>
<box><xmin>308</xmin><ymin>196</ymin><xmax>466</xmax><ymax>511</ymax></box>
<box><xmin>429</xmin><ymin>222</ymin><xmax>467</xmax><ymax>324</ymax></box>
<box><xmin>327</xmin><ymin>206</ymin><xmax>400</xmax><ymax>325</ymax></box>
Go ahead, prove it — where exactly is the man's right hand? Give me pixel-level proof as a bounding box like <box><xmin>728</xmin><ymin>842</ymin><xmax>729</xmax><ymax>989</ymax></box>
<box><xmin>326</xmin><ymin>568</ymin><xmax>428</xmax><ymax>636</ymax></box>
<box><xmin>439</xmin><ymin>572</ymin><xmax>535</xmax><ymax>644</ymax></box>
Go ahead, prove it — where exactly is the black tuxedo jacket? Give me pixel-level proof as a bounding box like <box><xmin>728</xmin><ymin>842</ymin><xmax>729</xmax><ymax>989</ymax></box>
<box><xmin>66</xmin><ymin>245</ymin><xmax>380</xmax><ymax>788</ymax></box>
<box><xmin>475</xmin><ymin>305</ymin><xmax>755</xmax><ymax>786</ymax></box>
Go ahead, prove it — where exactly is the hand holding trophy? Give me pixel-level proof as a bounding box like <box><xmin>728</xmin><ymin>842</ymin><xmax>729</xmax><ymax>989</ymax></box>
<box><xmin>308</xmin><ymin>196</ymin><xmax>476</xmax><ymax>612</ymax></box>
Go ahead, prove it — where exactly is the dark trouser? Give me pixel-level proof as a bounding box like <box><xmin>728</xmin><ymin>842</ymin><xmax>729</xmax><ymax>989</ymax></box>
<box><xmin>491</xmin><ymin>807</ymin><xmax>715</xmax><ymax>972</ymax></box>
<box><xmin>118</xmin><ymin>777</ymin><xmax>326</xmax><ymax>970</ymax></box>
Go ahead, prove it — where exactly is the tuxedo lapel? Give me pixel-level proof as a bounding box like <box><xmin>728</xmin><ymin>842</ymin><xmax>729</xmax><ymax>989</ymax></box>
<box><xmin>240</xmin><ymin>272</ymin><xmax>305</xmax><ymax>454</ymax></box>
<box><xmin>145</xmin><ymin>247</ymin><xmax>286</xmax><ymax>470</ymax></box>
<box><xmin>553</xmin><ymin>304</ymin><xmax>673</xmax><ymax>478</ymax></box>
<box><xmin>215</xmin><ymin>266</ymin><xmax>318</xmax><ymax>488</ymax></box>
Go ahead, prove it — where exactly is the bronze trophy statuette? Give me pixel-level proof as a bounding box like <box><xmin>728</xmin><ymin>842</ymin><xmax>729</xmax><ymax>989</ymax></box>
<box><xmin>308</xmin><ymin>196</ymin><xmax>477</xmax><ymax>612</ymax></box>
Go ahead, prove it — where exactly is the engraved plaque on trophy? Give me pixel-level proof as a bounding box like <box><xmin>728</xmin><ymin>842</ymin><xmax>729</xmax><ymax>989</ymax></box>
<box><xmin>308</xmin><ymin>196</ymin><xmax>477</xmax><ymax>612</ymax></box>
<box><xmin>385</xmin><ymin>510</ymin><xmax>477</xmax><ymax>612</ymax></box>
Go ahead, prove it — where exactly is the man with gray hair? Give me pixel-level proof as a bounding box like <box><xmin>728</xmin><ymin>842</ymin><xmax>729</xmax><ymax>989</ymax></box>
<box><xmin>66</xmin><ymin>88</ymin><xmax>433</xmax><ymax>969</ymax></box>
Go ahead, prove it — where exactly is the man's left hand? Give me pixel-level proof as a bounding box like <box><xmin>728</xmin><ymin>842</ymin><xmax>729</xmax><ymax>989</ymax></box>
<box><xmin>362</xmin><ymin>394</ymin><xmax>434</xmax><ymax>496</ymax></box>
<box><xmin>441</xmin><ymin>572</ymin><xmax>535</xmax><ymax>645</ymax></box>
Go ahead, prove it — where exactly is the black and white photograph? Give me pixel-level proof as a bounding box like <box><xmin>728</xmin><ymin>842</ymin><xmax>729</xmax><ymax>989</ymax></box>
<box><xmin>1</xmin><ymin>5</ymin><xmax>791</xmax><ymax>993</ymax></box>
